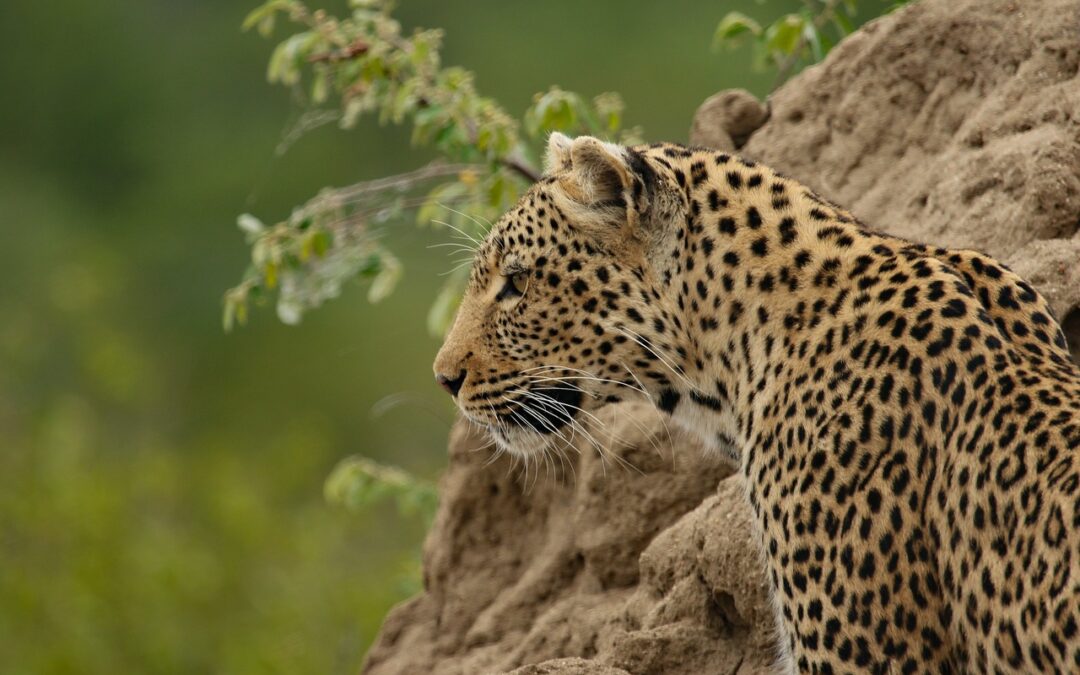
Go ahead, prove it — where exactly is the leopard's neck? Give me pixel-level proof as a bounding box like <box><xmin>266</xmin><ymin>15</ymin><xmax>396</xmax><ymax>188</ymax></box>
<box><xmin>636</xmin><ymin>150</ymin><xmax>879</xmax><ymax>463</ymax></box>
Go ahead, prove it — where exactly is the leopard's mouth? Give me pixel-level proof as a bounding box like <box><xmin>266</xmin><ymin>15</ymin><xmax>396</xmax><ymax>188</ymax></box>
<box><xmin>465</xmin><ymin>384</ymin><xmax>586</xmax><ymax>458</ymax></box>
<box><xmin>500</xmin><ymin>385</ymin><xmax>583</xmax><ymax>435</ymax></box>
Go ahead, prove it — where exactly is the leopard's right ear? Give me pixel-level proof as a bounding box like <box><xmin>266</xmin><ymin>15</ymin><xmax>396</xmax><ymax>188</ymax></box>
<box><xmin>543</xmin><ymin>132</ymin><xmax>574</xmax><ymax>175</ymax></box>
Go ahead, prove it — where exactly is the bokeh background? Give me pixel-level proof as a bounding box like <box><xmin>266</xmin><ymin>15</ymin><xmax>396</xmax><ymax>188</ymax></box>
<box><xmin>1</xmin><ymin>1</ymin><xmax>798</xmax><ymax>672</ymax></box>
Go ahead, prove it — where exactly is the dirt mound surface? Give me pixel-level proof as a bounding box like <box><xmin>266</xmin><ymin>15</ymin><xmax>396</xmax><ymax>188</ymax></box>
<box><xmin>363</xmin><ymin>0</ymin><xmax>1080</xmax><ymax>672</ymax></box>
<box><xmin>728</xmin><ymin>0</ymin><xmax>1080</xmax><ymax>361</ymax></box>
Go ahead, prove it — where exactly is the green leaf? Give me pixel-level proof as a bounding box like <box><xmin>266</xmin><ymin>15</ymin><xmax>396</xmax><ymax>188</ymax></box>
<box><xmin>341</xmin><ymin>97</ymin><xmax>366</xmax><ymax>129</ymax></box>
<box><xmin>311</xmin><ymin>70</ymin><xmax>328</xmax><ymax>103</ymax></box>
<box><xmin>413</xmin><ymin>104</ymin><xmax>446</xmax><ymax>130</ymax></box>
<box><xmin>263</xmin><ymin>261</ymin><xmax>278</xmax><ymax>290</ymax></box>
<box><xmin>310</xmin><ymin>230</ymin><xmax>331</xmax><ymax>258</ymax></box>
<box><xmin>833</xmin><ymin>10</ymin><xmax>856</xmax><ymax>36</ymax></box>
<box><xmin>223</xmin><ymin>296</ymin><xmax>237</xmax><ymax>332</ymax></box>
<box><xmin>367</xmin><ymin>254</ymin><xmax>401</xmax><ymax>303</ymax></box>
<box><xmin>524</xmin><ymin>88</ymin><xmax>582</xmax><ymax>137</ymax></box>
<box><xmin>242</xmin><ymin>1</ymin><xmax>290</xmax><ymax>36</ymax></box>
<box><xmin>426</xmin><ymin>268</ymin><xmax>466</xmax><ymax>336</ymax></box>
<box><xmin>765</xmin><ymin>14</ymin><xmax>806</xmax><ymax>57</ymax></box>
<box><xmin>712</xmin><ymin>11</ymin><xmax>762</xmax><ymax>49</ymax></box>
<box><xmin>276</xmin><ymin>298</ymin><xmax>302</xmax><ymax>325</ymax></box>
<box><xmin>592</xmin><ymin>92</ymin><xmax>624</xmax><ymax>135</ymax></box>
<box><xmin>267</xmin><ymin>31</ymin><xmax>318</xmax><ymax>85</ymax></box>
<box><xmin>324</xmin><ymin>456</ymin><xmax>437</xmax><ymax>523</ymax></box>
<box><xmin>358</xmin><ymin>252</ymin><xmax>383</xmax><ymax>278</ymax></box>
<box><xmin>804</xmin><ymin>21</ymin><xmax>824</xmax><ymax>63</ymax></box>
<box><xmin>237</xmin><ymin>213</ymin><xmax>265</xmax><ymax>236</ymax></box>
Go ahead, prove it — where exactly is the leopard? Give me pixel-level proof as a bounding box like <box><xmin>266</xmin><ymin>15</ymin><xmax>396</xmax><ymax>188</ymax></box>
<box><xmin>432</xmin><ymin>132</ymin><xmax>1080</xmax><ymax>674</ymax></box>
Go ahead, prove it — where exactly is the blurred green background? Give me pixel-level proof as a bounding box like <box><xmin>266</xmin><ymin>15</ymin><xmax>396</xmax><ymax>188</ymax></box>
<box><xmin>0</xmin><ymin>1</ymin><xmax>796</xmax><ymax>672</ymax></box>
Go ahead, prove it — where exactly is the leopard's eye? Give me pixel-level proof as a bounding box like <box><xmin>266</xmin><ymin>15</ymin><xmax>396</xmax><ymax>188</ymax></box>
<box><xmin>496</xmin><ymin>271</ymin><xmax>529</xmax><ymax>302</ymax></box>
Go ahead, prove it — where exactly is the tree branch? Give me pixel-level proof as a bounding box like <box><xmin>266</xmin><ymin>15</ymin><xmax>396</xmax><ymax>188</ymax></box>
<box><xmin>307</xmin><ymin>39</ymin><xmax>369</xmax><ymax>63</ymax></box>
<box><xmin>499</xmin><ymin>155</ymin><xmax>541</xmax><ymax>184</ymax></box>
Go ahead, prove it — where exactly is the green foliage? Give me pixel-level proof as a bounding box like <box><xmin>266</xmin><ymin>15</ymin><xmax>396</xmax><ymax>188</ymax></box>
<box><xmin>0</xmin><ymin>404</ymin><xmax>417</xmax><ymax>675</ymax></box>
<box><xmin>713</xmin><ymin>0</ymin><xmax>910</xmax><ymax>88</ymax></box>
<box><xmin>322</xmin><ymin>456</ymin><xmax>437</xmax><ymax>595</ymax></box>
<box><xmin>226</xmin><ymin>0</ymin><xmax>636</xmax><ymax>336</ymax></box>
<box><xmin>326</xmin><ymin>456</ymin><xmax>439</xmax><ymax>525</ymax></box>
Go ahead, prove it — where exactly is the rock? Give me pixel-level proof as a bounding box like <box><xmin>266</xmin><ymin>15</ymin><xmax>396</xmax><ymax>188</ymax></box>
<box><xmin>689</xmin><ymin>89</ymin><xmax>769</xmax><ymax>151</ymax></box>
<box><xmin>603</xmin><ymin>477</ymin><xmax>776</xmax><ymax>675</ymax></box>
<box><xmin>733</xmin><ymin>0</ymin><xmax>1080</xmax><ymax>362</ymax></box>
<box><xmin>364</xmin><ymin>0</ymin><xmax>1080</xmax><ymax>672</ymax></box>
<box><xmin>505</xmin><ymin>657</ymin><xmax>630</xmax><ymax>675</ymax></box>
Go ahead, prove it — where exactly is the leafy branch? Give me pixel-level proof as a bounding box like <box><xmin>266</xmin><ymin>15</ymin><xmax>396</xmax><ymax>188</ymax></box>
<box><xmin>325</xmin><ymin>456</ymin><xmax>438</xmax><ymax>525</ymax></box>
<box><xmin>228</xmin><ymin>0</ymin><xmax>911</xmax><ymax>333</ymax></box>
<box><xmin>324</xmin><ymin>457</ymin><xmax>435</xmax><ymax>596</ymax></box>
<box><xmin>713</xmin><ymin>0</ymin><xmax>910</xmax><ymax>89</ymax></box>
<box><xmin>226</xmin><ymin>0</ymin><xmax>635</xmax><ymax>335</ymax></box>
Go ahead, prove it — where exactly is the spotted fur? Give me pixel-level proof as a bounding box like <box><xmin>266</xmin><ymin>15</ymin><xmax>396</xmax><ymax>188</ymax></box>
<box><xmin>433</xmin><ymin>134</ymin><xmax>1080</xmax><ymax>674</ymax></box>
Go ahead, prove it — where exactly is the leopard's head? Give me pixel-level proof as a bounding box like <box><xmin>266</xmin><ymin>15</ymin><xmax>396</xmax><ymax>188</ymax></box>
<box><xmin>433</xmin><ymin>133</ymin><xmax>688</xmax><ymax>457</ymax></box>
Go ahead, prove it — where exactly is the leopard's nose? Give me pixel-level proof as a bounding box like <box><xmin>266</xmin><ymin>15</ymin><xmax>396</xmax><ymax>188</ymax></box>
<box><xmin>435</xmin><ymin>370</ymin><xmax>467</xmax><ymax>397</ymax></box>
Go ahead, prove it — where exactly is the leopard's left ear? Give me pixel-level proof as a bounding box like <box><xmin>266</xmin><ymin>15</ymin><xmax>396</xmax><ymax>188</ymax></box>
<box><xmin>554</xmin><ymin>135</ymin><xmax>653</xmax><ymax>227</ymax></box>
<box><xmin>568</xmin><ymin>136</ymin><xmax>635</xmax><ymax>205</ymax></box>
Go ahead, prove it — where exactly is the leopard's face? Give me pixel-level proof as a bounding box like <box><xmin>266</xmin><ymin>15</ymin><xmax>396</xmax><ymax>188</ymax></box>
<box><xmin>433</xmin><ymin>134</ymin><xmax>684</xmax><ymax>457</ymax></box>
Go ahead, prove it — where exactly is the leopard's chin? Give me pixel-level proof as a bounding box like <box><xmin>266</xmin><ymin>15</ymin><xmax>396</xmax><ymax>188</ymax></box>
<box><xmin>486</xmin><ymin>423</ymin><xmax>565</xmax><ymax>459</ymax></box>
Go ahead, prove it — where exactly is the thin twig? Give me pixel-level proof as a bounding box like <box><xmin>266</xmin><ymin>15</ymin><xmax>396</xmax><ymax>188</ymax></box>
<box><xmin>307</xmin><ymin>39</ymin><xmax>369</xmax><ymax>63</ymax></box>
<box><xmin>295</xmin><ymin>9</ymin><xmax>542</xmax><ymax>185</ymax></box>
<box><xmin>500</xmin><ymin>154</ymin><xmax>541</xmax><ymax>183</ymax></box>
<box><xmin>327</xmin><ymin>161</ymin><xmax>478</xmax><ymax>200</ymax></box>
